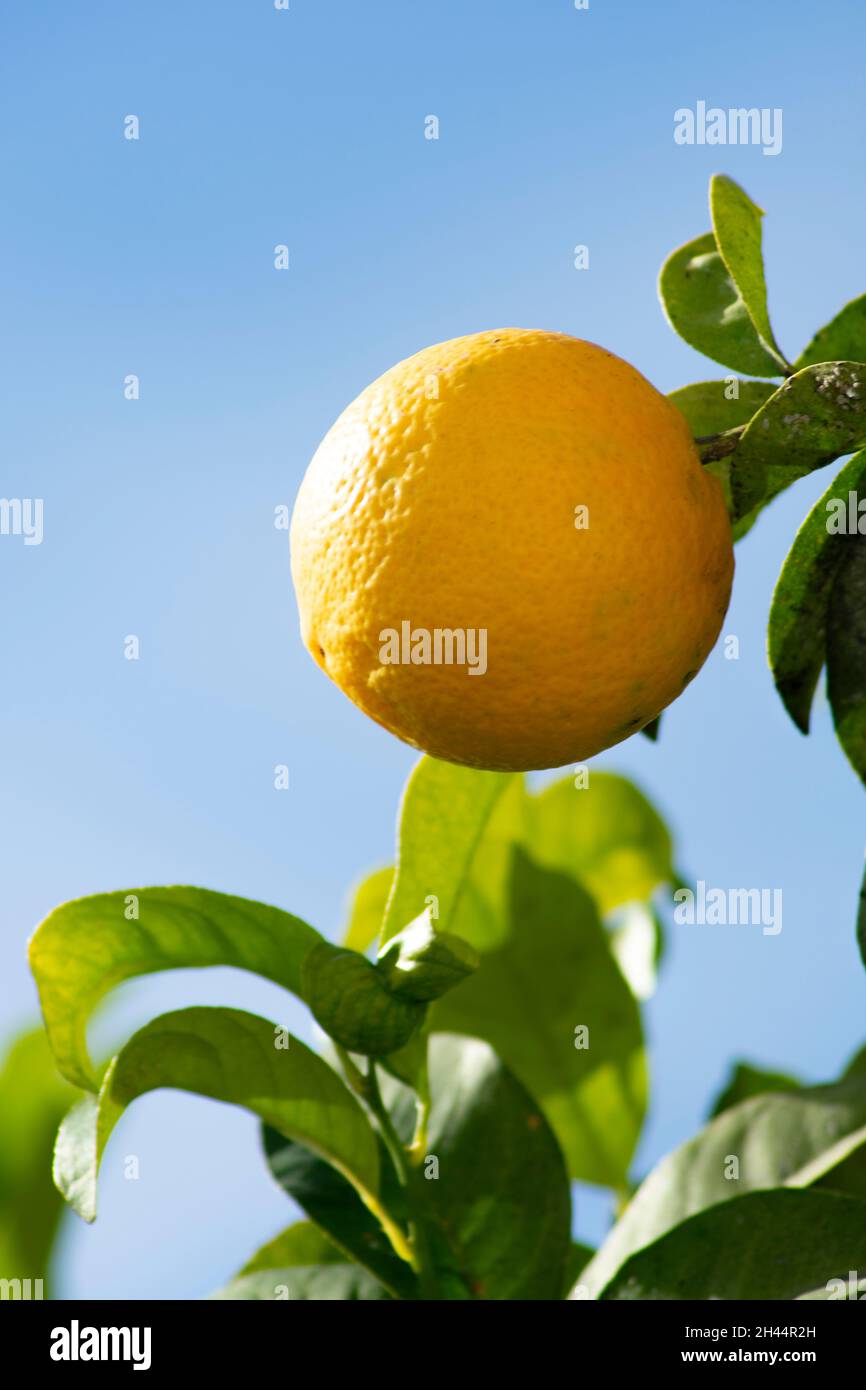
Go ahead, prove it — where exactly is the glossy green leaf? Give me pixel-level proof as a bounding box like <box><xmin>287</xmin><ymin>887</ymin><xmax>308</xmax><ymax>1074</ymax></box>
<box><xmin>300</xmin><ymin>942</ymin><xmax>424</xmax><ymax>1055</ymax></box>
<box><xmin>434</xmin><ymin>848</ymin><xmax>645</xmax><ymax>1187</ymax></box>
<box><xmin>580</xmin><ymin>1074</ymin><xmax>866</xmax><ymax>1296</ymax></box>
<box><xmin>376</xmin><ymin>911</ymin><xmax>479</xmax><ymax>1001</ymax></box>
<box><xmin>827</xmin><ymin>532</ymin><xmax>866</xmax><ymax>783</ymax></box>
<box><xmin>29</xmin><ymin>887</ymin><xmax>323</xmax><ymax>1090</ymax></box>
<box><xmin>262</xmin><ymin>1128</ymin><xmax>419</xmax><ymax>1299</ymax></box>
<box><xmin>709</xmin><ymin>174</ymin><xmax>788</xmax><ymax>372</ymax></box>
<box><xmin>387</xmin><ymin>1034</ymin><xmax>571</xmax><ymax>1300</ymax></box>
<box><xmin>54</xmin><ymin>1007</ymin><xmax>380</xmax><ymax>1223</ymax></box>
<box><xmin>599</xmin><ymin>1190</ymin><xmax>866</xmax><ymax>1300</ymax></box>
<box><xmin>768</xmin><ymin>451</ymin><xmax>866</xmax><ymax>732</ymax></box>
<box><xmin>212</xmin><ymin>1264</ymin><xmax>391</xmax><ymax>1300</ymax></box>
<box><xmin>380</xmin><ymin>757</ymin><xmax>516</xmax><ymax>947</ymax></box>
<box><xmin>729</xmin><ymin>361</ymin><xmax>866</xmax><ymax>520</ymax></box>
<box><xmin>796</xmin><ymin>293</ymin><xmax>866</xmax><ymax>369</ymax></box>
<box><xmin>343</xmin><ymin>867</ymin><xmax>393</xmax><ymax>953</ymax></box>
<box><xmin>238</xmin><ymin>1220</ymin><xmax>342</xmax><ymax>1274</ymax></box>
<box><xmin>0</xmin><ymin>1028</ymin><xmax>75</xmax><ymax>1290</ymax></box>
<box><xmin>708</xmin><ymin>1060</ymin><xmax>801</xmax><ymax>1117</ymax></box>
<box><xmin>658</xmin><ymin>230</ymin><xmax>783</xmax><ymax>378</ymax></box>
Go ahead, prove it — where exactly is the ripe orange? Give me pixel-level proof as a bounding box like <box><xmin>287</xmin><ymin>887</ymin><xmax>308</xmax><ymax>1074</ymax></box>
<box><xmin>291</xmin><ymin>329</ymin><xmax>733</xmax><ymax>771</ymax></box>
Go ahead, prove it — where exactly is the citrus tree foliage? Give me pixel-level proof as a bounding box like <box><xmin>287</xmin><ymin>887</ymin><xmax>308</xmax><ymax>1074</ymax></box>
<box><xmin>21</xmin><ymin>750</ymin><xmax>866</xmax><ymax>1299</ymax></box>
<box><xmin>661</xmin><ymin>174</ymin><xmax>866</xmax><ymax>784</ymax></box>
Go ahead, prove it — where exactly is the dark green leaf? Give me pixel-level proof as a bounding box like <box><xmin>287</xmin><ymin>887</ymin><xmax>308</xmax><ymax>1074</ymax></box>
<box><xmin>387</xmin><ymin>1034</ymin><xmax>571</xmax><ymax>1300</ymax></box>
<box><xmin>658</xmin><ymin>231</ymin><xmax>784</xmax><ymax>378</ymax></box>
<box><xmin>730</xmin><ymin>362</ymin><xmax>866</xmax><ymax>520</ymax></box>
<box><xmin>434</xmin><ymin>847</ymin><xmax>645</xmax><ymax>1187</ymax></box>
<box><xmin>708</xmin><ymin>1060</ymin><xmax>801</xmax><ymax>1117</ymax></box>
<box><xmin>599</xmin><ymin>1190</ymin><xmax>866</xmax><ymax>1300</ymax></box>
<box><xmin>565</xmin><ymin>1242</ymin><xmax>596</xmax><ymax>1295</ymax></box>
<box><xmin>580</xmin><ymin>1074</ymin><xmax>866</xmax><ymax>1296</ymax></box>
<box><xmin>300</xmin><ymin>943</ymin><xmax>424</xmax><ymax>1055</ymax></box>
<box><xmin>796</xmin><ymin>293</ymin><xmax>866</xmax><ymax>369</ymax></box>
<box><xmin>827</xmin><ymin>531</ymin><xmax>866</xmax><ymax>782</ymax></box>
<box><xmin>262</xmin><ymin>1128</ymin><xmax>419</xmax><ymax>1299</ymax></box>
<box><xmin>768</xmin><ymin>450</ymin><xmax>866</xmax><ymax>732</ymax></box>
<box><xmin>29</xmin><ymin>887</ymin><xmax>323</xmax><ymax>1090</ymax></box>
<box><xmin>53</xmin><ymin>1007</ymin><xmax>380</xmax><ymax>1224</ymax></box>
<box><xmin>709</xmin><ymin>174</ymin><xmax>789</xmax><ymax>371</ymax></box>
<box><xmin>640</xmin><ymin>716</ymin><xmax>660</xmax><ymax>741</ymax></box>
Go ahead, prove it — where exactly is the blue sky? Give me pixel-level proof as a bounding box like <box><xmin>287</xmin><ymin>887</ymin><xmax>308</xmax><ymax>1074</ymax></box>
<box><xmin>2</xmin><ymin>0</ymin><xmax>866</xmax><ymax>1297</ymax></box>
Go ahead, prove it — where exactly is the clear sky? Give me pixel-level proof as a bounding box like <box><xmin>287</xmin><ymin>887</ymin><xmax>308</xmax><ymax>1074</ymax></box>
<box><xmin>2</xmin><ymin>0</ymin><xmax>866</xmax><ymax>1298</ymax></box>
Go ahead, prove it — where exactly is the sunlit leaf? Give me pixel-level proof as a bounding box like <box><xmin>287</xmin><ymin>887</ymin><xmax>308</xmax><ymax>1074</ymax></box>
<box><xmin>709</xmin><ymin>174</ymin><xmax>788</xmax><ymax>372</ymax></box>
<box><xmin>598</xmin><ymin>1190</ymin><xmax>866</xmax><ymax>1300</ymax></box>
<box><xmin>53</xmin><ymin>1007</ymin><xmax>380</xmax><ymax>1223</ymax></box>
<box><xmin>658</xmin><ymin>231</ymin><xmax>783</xmax><ymax>377</ymax></box>
<box><xmin>579</xmin><ymin>1074</ymin><xmax>866</xmax><ymax>1296</ymax></box>
<box><xmin>29</xmin><ymin>886</ymin><xmax>323</xmax><ymax>1090</ymax></box>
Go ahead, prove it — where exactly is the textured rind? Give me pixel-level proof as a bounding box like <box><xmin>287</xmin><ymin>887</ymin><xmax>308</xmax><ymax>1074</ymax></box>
<box><xmin>290</xmin><ymin>329</ymin><xmax>734</xmax><ymax>771</ymax></box>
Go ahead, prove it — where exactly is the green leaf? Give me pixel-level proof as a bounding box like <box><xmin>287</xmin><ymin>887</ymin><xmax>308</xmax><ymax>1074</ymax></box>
<box><xmin>708</xmin><ymin>1060</ymin><xmax>801</xmax><ymax>1117</ymax></box>
<box><xmin>29</xmin><ymin>886</ymin><xmax>323</xmax><ymax>1090</ymax></box>
<box><xmin>0</xmin><ymin>1028</ymin><xmax>75</xmax><ymax>1290</ymax></box>
<box><xmin>376</xmin><ymin>911</ymin><xmax>479</xmax><ymax>1001</ymax></box>
<box><xmin>212</xmin><ymin>1264</ymin><xmax>391</xmax><ymax>1300</ymax></box>
<box><xmin>640</xmin><ymin>716</ymin><xmax>660</xmax><ymax>742</ymax></box>
<box><xmin>669</xmin><ymin>379</ymin><xmax>776</xmax><ymax>539</ymax></box>
<box><xmin>524</xmin><ymin>773</ymin><xmax>675</xmax><ymax>918</ymax></box>
<box><xmin>387</xmin><ymin>1034</ymin><xmax>571</xmax><ymax>1300</ymax></box>
<box><xmin>300</xmin><ymin>943</ymin><xmax>425</xmax><ymax>1055</ymax></box>
<box><xmin>599</xmin><ymin>1190</ymin><xmax>866</xmax><ymax>1300</ymax></box>
<box><xmin>827</xmin><ymin>532</ymin><xmax>866</xmax><ymax>783</ymax></box>
<box><xmin>565</xmin><ymin>1241</ymin><xmax>596</xmax><ymax>1295</ymax></box>
<box><xmin>709</xmin><ymin>174</ymin><xmax>789</xmax><ymax>372</ymax></box>
<box><xmin>380</xmin><ymin>757</ymin><xmax>516</xmax><ymax>947</ymax></box>
<box><xmin>433</xmin><ymin>848</ymin><xmax>646</xmax><ymax>1187</ymax></box>
<box><xmin>238</xmin><ymin>1220</ymin><xmax>342</xmax><ymax>1274</ymax></box>
<box><xmin>262</xmin><ymin>1129</ymin><xmax>419</xmax><ymax>1299</ymax></box>
<box><xmin>579</xmin><ymin>1074</ymin><xmax>866</xmax><ymax>1297</ymax></box>
<box><xmin>53</xmin><ymin>1007</ymin><xmax>380</xmax><ymax>1223</ymax></box>
<box><xmin>729</xmin><ymin>362</ymin><xmax>866</xmax><ymax>520</ymax></box>
<box><xmin>669</xmin><ymin>379</ymin><xmax>776</xmax><ymax>439</ymax></box>
<box><xmin>768</xmin><ymin>450</ymin><xmax>866</xmax><ymax>732</ymax></box>
<box><xmin>658</xmin><ymin>231</ymin><xmax>784</xmax><ymax>378</ymax></box>
<box><xmin>343</xmin><ymin>867</ymin><xmax>393</xmax><ymax>953</ymax></box>
<box><xmin>796</xmin><ymin>293</ymin><xmax>866</xmax><ymax>369</ymax></box>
